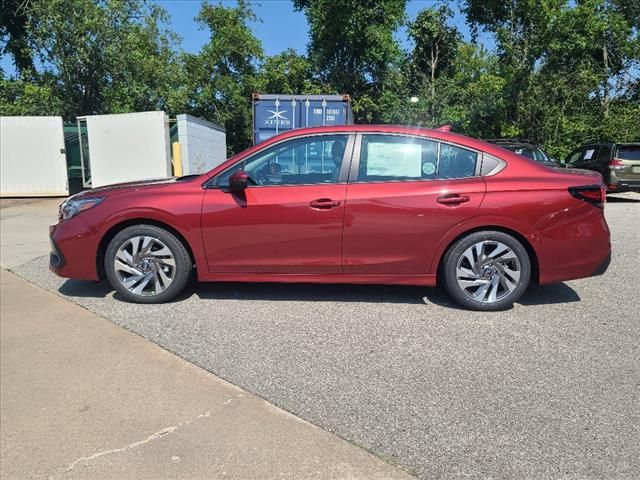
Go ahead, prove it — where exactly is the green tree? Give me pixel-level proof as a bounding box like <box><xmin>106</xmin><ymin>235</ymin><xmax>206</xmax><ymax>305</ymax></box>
<box><xmin>258</xmin><ymin>49</ymin><xmax>323</xmax><ymax>95</ymax></box>
<box><xmin>407</xmin><ymin>5</ymin><xmax>461</xmax><ymax>124</ymax></box>
<box><xmin>0</xmin><ymin>77</ymin><xmax>63</xmax><ymax>115</ymax></box>
<box><xmin>26</xmin><ymin>0</ymin><xmax>184</xmax><ymax>118</ymax></box>
<box><xmin>461</xmin><ymin>0</ymin><xmax>564</xmax><ymax>129</ymax></box>
<box><xmin>185</xmin><ymin>0</ymin><xmax>263</xmax><ymax>154</ymax></box>
<box><xmin>0</xmin><ymin>0</ymin><xmax>35</xmax><ymax>76</ymax></box>
<box><xmin>1</xmin><ymin>0</ymin><xmax>185</xmax><ymax>118</ymax></box>
<box><xmin>461</xmin><ymin>0</ymin><xmax>638</xmax><ymax>154</ymax></box>
<box><xmin>293</xmin><ymin>0</ymin><xmax>407</xmax><ymax>121</ymax></box>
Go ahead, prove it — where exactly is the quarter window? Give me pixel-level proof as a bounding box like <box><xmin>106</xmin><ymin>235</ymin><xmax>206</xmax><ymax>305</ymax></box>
<box><xmin>357</xmin><ymin>135</ymin><xmax>477</xmax><ymax>182</ymax></box>
<box><xmin>216</xmin><ymin>134</ymin><xmax>349</xmax><ymax>187</ymax></box>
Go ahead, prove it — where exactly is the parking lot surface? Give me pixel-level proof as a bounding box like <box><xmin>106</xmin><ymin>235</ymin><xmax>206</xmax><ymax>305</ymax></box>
<box><xmin>13</xmin><ymin>195</ymin><xmax>640</xmax><ymax>479</ymax></box>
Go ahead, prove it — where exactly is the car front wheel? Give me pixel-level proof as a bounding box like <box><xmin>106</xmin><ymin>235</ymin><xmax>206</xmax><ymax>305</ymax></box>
<box><xmin>442</xmin><ymin>231</ymin><xmax>531</xmax><ymax>311</ymax></box>
<box><xmin>105</xmin><ymin>225</ymin><xmax>192</xmax><ymax>303</ymax></box>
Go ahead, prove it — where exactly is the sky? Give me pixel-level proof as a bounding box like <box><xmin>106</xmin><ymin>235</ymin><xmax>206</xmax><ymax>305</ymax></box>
<box><xmin>1</xmin><ymin>0</ymin><xmax>493</xmax><ymax>74</ymax></box>
<box><xmin>154</xmin><ymin>0</ymin><xmax>486</xmax><ymax>56</ymax></box>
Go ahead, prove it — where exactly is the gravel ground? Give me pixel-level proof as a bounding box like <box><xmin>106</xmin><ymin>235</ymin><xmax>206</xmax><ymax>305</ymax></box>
<box><xmin>13</xmin><ymin>195</ymin><xmax>640</xmax><ymax>479</ymax></box>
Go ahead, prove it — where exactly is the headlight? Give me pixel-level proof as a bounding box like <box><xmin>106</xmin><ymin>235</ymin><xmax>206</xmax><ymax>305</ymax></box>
<box><xmin>59</xmin><ymin>197</ymin><xmax>105</xmax><ymax>221</ymax></box>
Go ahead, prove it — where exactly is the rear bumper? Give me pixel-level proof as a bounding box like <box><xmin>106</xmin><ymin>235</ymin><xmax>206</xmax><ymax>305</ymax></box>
<box><xmin>592</xmin><ymin>251</ymin><xmax>611</xmax><ymax>276</ymax></box>
<box><xmin>607</xmin><ymin>175</ymin><xmax>640</xmax><ymax>192</ymax></box>
<box><xmin>536</xmin><ymin>205</ymin><xmax>611</xmax><ymax>285</ymax></box>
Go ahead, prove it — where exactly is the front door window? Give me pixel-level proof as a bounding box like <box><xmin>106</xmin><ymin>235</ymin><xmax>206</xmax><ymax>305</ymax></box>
<box><xmin>216</xmin><ymin>135</ymin><xmax>349</xmax><ymax>187</ymax></box>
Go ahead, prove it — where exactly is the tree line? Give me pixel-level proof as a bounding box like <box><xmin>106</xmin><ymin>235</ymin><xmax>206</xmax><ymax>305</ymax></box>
<box><xmin>1</xmin><ymin>0</ymin><xmax>638</xmax><ymax>158</ymax></box>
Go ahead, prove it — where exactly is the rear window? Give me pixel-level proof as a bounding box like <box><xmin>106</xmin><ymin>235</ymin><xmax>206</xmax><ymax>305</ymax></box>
<box><xmin>508</xmin><ymin>146</ymin><xmax>548</xmax><ymax>163</ymax></box>
<box><xmin>616</xmin><ymin>145</ymin><xmax>640</xmax><ymax>160</ymax></box>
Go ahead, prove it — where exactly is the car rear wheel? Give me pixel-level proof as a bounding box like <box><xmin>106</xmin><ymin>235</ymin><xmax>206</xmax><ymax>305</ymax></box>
<box><xmin>105</xmin><ymin>225</ymin><xmax>192</xmax><ymax>303</ymax></box>
<box><xmin>442</xmin><ymin>231</ymin><xmax>531</xmax><ymax>311</ymax></box>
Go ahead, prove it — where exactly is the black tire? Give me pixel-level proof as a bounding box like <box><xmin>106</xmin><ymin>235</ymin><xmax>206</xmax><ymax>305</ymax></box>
<box><xmin>441</xmin><ymin>230</ymin><xmax>531</xmax><ymax>311</ymax></box>
<box><xmin>104</xmin><ymin>225</ymin><xmax>192</xmax><ymax>304</ymax></box>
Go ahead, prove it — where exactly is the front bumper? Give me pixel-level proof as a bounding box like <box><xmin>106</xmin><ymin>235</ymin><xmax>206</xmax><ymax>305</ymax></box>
<box><xmin>48</xmin><ymin>227</ymin><xmax>65</xmax><ymax>270</ymax></box>
<box><xmin>49</xmin><ymin>218</ymin><xmax>102</xmax><ymax>281</ymax></box>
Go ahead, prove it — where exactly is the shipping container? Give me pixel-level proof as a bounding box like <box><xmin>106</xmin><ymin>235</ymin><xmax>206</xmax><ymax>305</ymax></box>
<box><xmin>252</xmin><ymin>93</ymin><xmax>352</xmax><ymax>144</ymax></box>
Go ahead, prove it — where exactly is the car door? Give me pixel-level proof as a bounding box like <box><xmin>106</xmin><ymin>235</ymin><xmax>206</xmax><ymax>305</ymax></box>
<box><xmin>201</xmin><ymin>133</ymin><xmax>353</xmax><ymax>274</ymax></box>
<box><xmin>342</xmin><ymin>133</ymin><xmax>486</xmax><ymax>275</ymax></box>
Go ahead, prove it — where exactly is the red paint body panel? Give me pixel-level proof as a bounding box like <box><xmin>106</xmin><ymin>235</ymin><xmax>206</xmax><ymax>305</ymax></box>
<box><xmin>201</xmin><ymin>184</ymin><xmax>346</xmax><ymax>273</ymax></box>
<box><xmin>50</xmin><ymin>125</ymin><xmax>611</xmax><ymax>291</ymax></box>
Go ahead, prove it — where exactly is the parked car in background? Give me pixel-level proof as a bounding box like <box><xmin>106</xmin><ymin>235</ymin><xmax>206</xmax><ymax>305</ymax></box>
<box><xmin>564</xmin><ymin>142</ymin><xmax>640</xmax><ymax>193</ymax></box>
<box><xmin>50</xmin><ymin>125</ymin><xmax>611</xmax><ymax>311</ymax></box>
<box><xmin>485</xmin><ymin>139</ymin><xmax>560</xmax><ymax>167</ymax></box>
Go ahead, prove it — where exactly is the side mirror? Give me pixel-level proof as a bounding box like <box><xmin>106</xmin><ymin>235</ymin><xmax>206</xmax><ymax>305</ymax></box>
<box><xmin>228</xmin><ymin>170</ymin><xmax>249</xmax><ymax>192</ymax></box>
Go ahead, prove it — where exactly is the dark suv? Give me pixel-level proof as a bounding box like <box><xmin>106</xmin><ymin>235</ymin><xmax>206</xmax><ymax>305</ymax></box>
<box><xmin>486</xmin><ymin>139</ymin><xmax>559</xmax><ymax>167</ymax></box>
<box><xmin>565</xmin><ymin>143</ymin><xmax>640</xmax><ymax>193</ymax></box>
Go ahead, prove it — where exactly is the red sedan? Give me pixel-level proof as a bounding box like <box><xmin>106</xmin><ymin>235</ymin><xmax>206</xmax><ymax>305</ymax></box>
<box><xmin>49</xmin><ymin>125</ymin><xmax>611</xmax><ymax>310</ymax></box>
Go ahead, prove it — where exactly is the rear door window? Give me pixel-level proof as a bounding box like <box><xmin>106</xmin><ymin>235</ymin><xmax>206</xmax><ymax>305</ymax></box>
<box><xmin>438</xmin><ymin>144</ymin><xmax>478</xmax><ymax>179</ymax></box>
<box><xmin>616</xmin><ymin>145</ymin><xmax>640</xmax><ymax>160</ymax></box>
<box><xmin>356</xmin><ymin>135</ymin><xmax>477</xmax><ymax>182</ymax></box>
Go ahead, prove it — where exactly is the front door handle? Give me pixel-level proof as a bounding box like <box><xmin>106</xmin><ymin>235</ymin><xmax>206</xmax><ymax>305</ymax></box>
<box><xmin>310</xmin><ymin>198</ymin><xmax>341</xmax><ymax>209</ymax></box>
<box><xmin>437</xmin><ymin>194</ymin><xmax>470</xmax><ymax>205</ymax></box>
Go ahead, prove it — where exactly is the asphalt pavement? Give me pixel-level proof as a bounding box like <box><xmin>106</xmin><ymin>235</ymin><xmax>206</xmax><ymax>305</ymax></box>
<box><xmin>12</xmin><ymin>195</ymin><xmax>640</xmax><ymax>479</ymax></box>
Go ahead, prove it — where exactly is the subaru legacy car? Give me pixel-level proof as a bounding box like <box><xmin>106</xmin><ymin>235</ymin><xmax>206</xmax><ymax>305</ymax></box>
<box><xmin>50</xmin><ymin>125</ymin><xmax>611</xmax><ymax>311</ymax></box>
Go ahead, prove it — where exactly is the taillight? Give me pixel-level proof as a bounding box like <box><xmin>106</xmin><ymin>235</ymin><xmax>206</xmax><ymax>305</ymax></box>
<box><xmin>569</xmin><ymin>185</ymin><xmax>606</xmax><ymax>208</ymax></box>
<box><xmin>609</xmin><ymin>158</ymin><xmax>625</xmax><ymax>170</ymax></box>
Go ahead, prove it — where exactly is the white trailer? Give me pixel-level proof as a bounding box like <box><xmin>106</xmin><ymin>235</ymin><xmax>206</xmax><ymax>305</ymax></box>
<box><xmin>0</xmin><ymin>116</ymin><xmax>69</xmax><ymax>197</ymax></box>
<box><xmin>175</xmin><ymin>114</ymin><xmax>227</xmax><ymax>174</ymax></box>
<box><xmin>80</xmin><ymin>111</ymin><xmax>172</xmax><ymax>188</ymax></box>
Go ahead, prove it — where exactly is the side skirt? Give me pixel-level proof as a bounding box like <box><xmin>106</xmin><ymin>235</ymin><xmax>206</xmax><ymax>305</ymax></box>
<box><xmin>196</xmin><ymin>272</ymin><xmax>437</xmax><ymax>287</ymax></box>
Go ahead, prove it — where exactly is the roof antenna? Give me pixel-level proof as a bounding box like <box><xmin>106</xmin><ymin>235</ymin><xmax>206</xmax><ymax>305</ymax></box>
<box><xmin>436</xmin><ymin>124</ymin><xmax>452</xmax><ymax>132</ymax></box>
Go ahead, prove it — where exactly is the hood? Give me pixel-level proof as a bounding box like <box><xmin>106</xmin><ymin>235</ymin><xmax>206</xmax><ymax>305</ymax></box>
<box><xmin>74</xmin><ymin>176</ymin><xmax>197</xmax><ymax>198</ymax></box>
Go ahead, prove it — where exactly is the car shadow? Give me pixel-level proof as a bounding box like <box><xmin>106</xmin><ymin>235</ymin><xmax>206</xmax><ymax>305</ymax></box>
<box><xmin>194</xmin><ymin>281</ymin><xmax>429</xmax><ymax>304</ymax></box>
<box><xmin>58</xmin><ymin>278</ymin><xmax>112</xmax><ymax>298</ymax></box>
<box><xmin>517</xmin><ymin>283</ymin><xmax>581</xmax><ymax>305</ymax></box>
<box><xmin>58</xmin><ymin>277</ymin><xmax>581</xmax><ymax>308</ymax></box>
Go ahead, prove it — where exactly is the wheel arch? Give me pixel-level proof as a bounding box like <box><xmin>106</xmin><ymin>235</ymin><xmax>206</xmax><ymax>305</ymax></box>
<box><xmin>436</xmin><ymin>225</ymin><xmax>540</xmax><ymax>285</ymax></box>
<box><xmin>97</xmin><ymin>218</ymin><xmax>196</xmax><ymax>279</ymax></box>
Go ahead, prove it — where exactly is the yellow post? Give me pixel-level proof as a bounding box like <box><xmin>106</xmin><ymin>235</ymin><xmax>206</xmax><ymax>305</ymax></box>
<box><xmin>171</xmin><ymin>141</ymin><xmax>183</xmax><ymax>177</ymax></box>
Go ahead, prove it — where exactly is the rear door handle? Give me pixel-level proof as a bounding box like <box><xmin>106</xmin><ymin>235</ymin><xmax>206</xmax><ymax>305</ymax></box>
<box><xmin>437</xmin><ymin>194</ymin><xmax>470</xmax><ymax>205</ymax></box>
<box><xmin>310</xmin><ymin>198</ymin><xmax>341</xmax><ymax>209</ymax></box>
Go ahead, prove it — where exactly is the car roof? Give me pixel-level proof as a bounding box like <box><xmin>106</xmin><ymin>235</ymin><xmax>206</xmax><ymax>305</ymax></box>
<box><xmin>204</xmin><ymin>124</ymin><xmax>552</xmax><ymax>180</ymax></box>
<box><xmin>485</xmin><ymin>139</ymin><xmax>541</xmax><ymax>149</ymax></box>
<box><xmin>259</xmin><ymin>124</ymin><xmax>519</xmax><ymax>157</ymax></box>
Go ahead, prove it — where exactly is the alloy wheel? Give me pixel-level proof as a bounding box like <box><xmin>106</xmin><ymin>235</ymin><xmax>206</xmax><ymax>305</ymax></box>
<box><xmin>113</xmin><ymin>235</ymin><xmax>176</xmax><ymax>296</ymax></box>
<box><xmin>455</xmin><ymin>240</ymin><xmax>521</xmax><ymax>304</ymax></box>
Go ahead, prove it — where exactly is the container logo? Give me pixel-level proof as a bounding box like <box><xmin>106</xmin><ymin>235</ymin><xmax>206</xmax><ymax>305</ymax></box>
<box><xmin>265</xmin><ymin>110</ymin><xmax>291</xmax><ymax>127</ymax></box>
